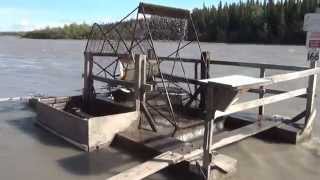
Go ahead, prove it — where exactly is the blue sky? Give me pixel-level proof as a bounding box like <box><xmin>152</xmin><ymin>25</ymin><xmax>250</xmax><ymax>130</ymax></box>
<box><xmin>0</xmin><ymin>0</ymin><xmax>237</xmax><ymax>32</ymax></box>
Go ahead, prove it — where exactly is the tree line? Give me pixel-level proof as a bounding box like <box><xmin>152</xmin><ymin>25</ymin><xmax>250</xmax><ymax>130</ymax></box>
<box><xmin>22</xmin><ymin>23</ymin><xmax>91</xmax><ymax>39</ymax></box>
<box><xmin>22</xmin><ymin>0</ymin><xmax>319</xmax><ymax>44</ymax></box>
<box><xmin>191</xmin><ymin>0</ymin><xmax>318</xmax><ymax>44</ymax></box>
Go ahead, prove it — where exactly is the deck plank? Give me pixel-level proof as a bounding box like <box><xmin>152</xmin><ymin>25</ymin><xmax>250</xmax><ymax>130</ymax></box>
<box><xmin>112</xmin><ymin>119</ymin><xmax>283</xmax><ymax>180</ymax></box>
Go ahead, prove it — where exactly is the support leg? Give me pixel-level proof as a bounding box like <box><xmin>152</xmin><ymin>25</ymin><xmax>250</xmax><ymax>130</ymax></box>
<box><xmin>258</xmin><ymin>68</ymin><xmax>265</xmax><ymax>126</ymax></box>
<box><xmin>304</xmin><ymin>60</ymin><xmax>317</xmax><ymax>133</ymax></box>
<box><xmin>202</xmin><ymin>86</ymin><xmax>215</xmax><ymax>180</ymax></box>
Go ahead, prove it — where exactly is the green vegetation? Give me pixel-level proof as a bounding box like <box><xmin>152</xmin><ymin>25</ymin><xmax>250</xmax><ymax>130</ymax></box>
<box><xmin>21</xmin><ymin>0</ymin><xmax>318</xmax><ymax>44</ymax></box>
<box><xmin>0</xmin><ymin>32</ymin><xmax>22</xmax><ymax>36</ymax></box>
<box><xmin>22</xmin><ymin>23</ymin><xmax>91</xmax><ymax>39</ymax></box>
<box><xmin>191</xmin><ymin>0</ymin><xmax>318</xmax><ymax>44</ymax></box>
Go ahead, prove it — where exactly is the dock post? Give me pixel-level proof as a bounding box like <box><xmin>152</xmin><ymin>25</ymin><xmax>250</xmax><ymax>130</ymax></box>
<box><xmin>304</xmin><ymin>60</ymin><xmax>317</xmax><ymax>133</ymax></box>
<box><xmin>194</xmin><ymin>61</ymin><xmax>198</xmax><ymax>93</ymax></box>
<box><xmin>135</xmin><ymin>54</ymin><xmax>157</xmax><ymax>132</ymax></box>
<box><xmin>83</xmin><ymin>52</ymin><xmax>94</xmax><ymax>109</ymax></box>
<box><xmin>200</xmin><ymin>51</ymin><xmax>210</xmax><ymax>110</ymax></box>
<box><xmin>134</xmin><ymin>54</ymin><xmax>146</xmax><ymax>112</ymax></box>
<box><xmin>202</xmin><ymin>86</ymin><xmax>215</xmax><ymax>180</ymax></box>
<box><xmin>258</xmin><ymin>68</ymin><xmax>266</xmax><ymax>125</ymax></box>
<box><xmin>83</xmin><ymin>53</ymin><xmax>88</xmax><ymax>104</ymax></box>
<box><xmin>303</xmin><ymin>6</ymin><xmax>320</xmax><ymax>134</ymax></box>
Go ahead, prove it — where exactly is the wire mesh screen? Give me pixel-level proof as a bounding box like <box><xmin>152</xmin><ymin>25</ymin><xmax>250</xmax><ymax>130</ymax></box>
<box><xmin>148</xmin><ymin>16</ymin><xmax>188</xmax><ymax>41</ymax></box>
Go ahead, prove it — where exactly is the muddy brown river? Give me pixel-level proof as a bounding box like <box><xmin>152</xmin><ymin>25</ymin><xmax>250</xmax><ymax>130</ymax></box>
<box><xmin>0</xmin><ymin>36</ymin><xmax>319</xmax><ymax>180</ymax></box>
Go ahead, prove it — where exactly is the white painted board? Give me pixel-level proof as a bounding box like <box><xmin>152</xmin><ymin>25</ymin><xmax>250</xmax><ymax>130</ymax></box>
<box><xmin>304</xmin><ymin>13</ymin><xmax>320</xmax><ymax>32</ymax></box>
<box><xmin>200</xmin><ymin>75</ymin><xmax>270</xmax><ymax>88</ymax></box>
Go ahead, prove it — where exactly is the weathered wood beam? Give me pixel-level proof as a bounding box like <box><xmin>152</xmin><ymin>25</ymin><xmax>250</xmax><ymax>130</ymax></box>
<box><xmin>159</xmin><ymin>56</ymin><xmax>308</xmax><ymax>71</ymax></box>
<box><xmin>200</xmin><ymin>52</ymin><xmax>210</xmax><ymax>110</ymax></box>
<box><xmin>304</xmin><ymin>60</ymin><xmax>318</xmax><ymax>130</ymax></box>
<box><xmin>258</xmin><ymin>68</ymin><xmax>266</xmax><ymax>120</ymax></box>
<box><xmin>109</xmin><ymin>118</ymin><xmax>284</xmax><ymax>180</ymax></box>
<box><xmin>160</xmin><ymin>73</ymin><xmax>203</xmax><ymax>85</ymax></box>
<box><xmin>134</xmin><ymin>54</ymin><xmax>144</xmax><ymax>112</ymax></box>
<box><xmin>205</xmin><ymin>68</ymin><xmax>320</xmax><ymax>91</ymax></box>
<box><xmin>141</xmin><ymin>103</ymin><xmax>157</xmax><ymax>132</ymax></box>
<box><xmin>92</xmin><ymin>75</ymin><xmax>153</xmax><ymax>91</ymax></box>
<box><xmin>248</xmin><ymin>88</ymin><xmax>307</xmax><ymax>98</ymax></box>
<box><xmin>138</xmin><ymin>3</ymin><xmax>190</xmax><ymax>19</ymax></box>
<box><xmin>107</xmin><ymin>151</ymin><xmax>183</xmax><ymax>180</ymax></box>
<box><xmin>215</xmin><ymin>88</ymin><xmax>307</xmax><ymax>118</ymax></box>
<box><xmin>290</xmin><ymin>110</ymin><xmax>306</xmax><ymax>123</ymax></box>
<box><xmin>266</xmin><ymin>67</ymin><xmax>320</xmax><ymax>85</ymax></box>
<box><xmin>212</xmin><ymin>60</ymin><xmax>308</xmax><ymax>71</ymax></box>
<box><xmin>185</xmin><ymin>120</ymin><xmax>283</xmax><ymax>162</ymax></box>
<box><xmin>86</xmin><ymin>52</ymin><xmax>128</xmax><ymax>57</ymax></box>
<box><xmin>202</xmin><ymin>85</ymin><xmax>215</xmax><ymax>179</ymax></box>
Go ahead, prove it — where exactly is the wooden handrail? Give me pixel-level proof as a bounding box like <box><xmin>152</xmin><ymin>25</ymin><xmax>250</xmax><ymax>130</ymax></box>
<box><xmin>159</xmin><ymin>56</ymin><xmax>308</xmax><ymax>71</ymax></box>
<box><xmin>161</xmin><ymin>68</ymin><xmax>320</xmax><ymax>90</ymax></box>
<box><xmin>215</xmin><ymin>88</ymin><xmax>307</xmax><ymax>118</ymax></box>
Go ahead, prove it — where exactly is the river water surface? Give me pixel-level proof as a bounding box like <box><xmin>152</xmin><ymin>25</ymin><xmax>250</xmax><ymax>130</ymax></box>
<box><xmin>0</xmin><ymin>36</ymin><xmax>319</xmax><ymax>180</ymax></box>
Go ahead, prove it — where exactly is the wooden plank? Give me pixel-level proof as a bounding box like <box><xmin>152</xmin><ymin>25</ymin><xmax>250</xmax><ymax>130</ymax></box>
<box><xmin>212</xmin><ymin>60</ymin><xmax>309</xmax><ymax>71</ymax></box>
<box><xmin>115</xmin><ymin>130</ymin><xmax>191</xmax><ymax>154</ymax></box>
<box><xmin>107</xmin><ymin>151</ymin><xmax>183</xmax><ymax>180</ymax></box>
<box><xmin>193</xmin><ymin>69</ymin><xmax>317</xmax><ymax>96</ymax></box>
<box><xmin>134</xmin><ymin>54</ymin><xmax>143</xmax><ymax>111</ymax></box>
<box><xmin>305</xmin><ymin>60</ymin><xmax>318</xmax><ymax>127</ymax></box>
<box><xmin>83</xmin><ymin>53</ymin><xmax>89</xmax><ymax>105</ymax></box>
<box><xmin>192</xmin><ymin>154</ymin><xmax>237</xmax><ymax>173</ymax></box>
<box><xmin>194</xmin><ymin>61</ymin><xmax>198</xmax><ymax>93</ymax></box>
<box><xmin>138</xmin><ymin>3</ymin><xmax>190</xmax><ymax>19</ymax></box>
<box><xmin>248</xmin><ymin>88</ymin><xmax>307</xmax><ymax>98</ymax></box>
<box><xmin>35</xmin><ymin>120</ymin><xmax>89</xmax><ymax>151</ymax></box>
<box><xmin>159</xmin><ymin>56</ymin><xmax>308</xmax><ymax>71</ymax></box>
<box><xmin>202</xmin><ymin>86</ymin><xmax>215</xmax><ymax>178</ymax></box>
<box><xmin>184</xmin><ymin>120</ymin><xmax>283</xmax><ymax>162</ymax></box>
<box><xmin>88</xmin><ymin>53</ymin><xmax>94</xmax><ymax>102</ymax></box>
<box><xmin>303</xmin><ymin>109</ymin><xmax>317</xmax><ymax>133</ymax></box>
<box><xmin>290</xmin><ymin>110</ymin><xmax>306</xmax><ymax>123</ymax></box>
<box><xmin>111</xmin><ymin>119</ymin><xmax>283</xmax><ymax>180</ymax></box>
<box><xmin>93</xmin><ymin>75</ymin><xmax>135</xmax><ymax>88</ymax></box>
<box><xmin>200</xmin><ymin>52</ymin><xmax>210</xmax><ymax>110</ymax></box>
<box><xmin>213</xmin><ymin>154</ymin><xmax>237</xmax><ymax>173</ymax></box>
<box><xmin>92</xmin><ymin>75</ymin><xmax>152</xmax><ymax>91</ymax></box>
<box><xmin>211</xmin><ymin>120</ymin><xmax>282</xmax><ymax>149</ymax></box>
<box><xmin>266</xmin><ymin>67</ymin><xmax>320</xmax><ymax>85</ymax></box>
<box><xmin>258</xmin><ymin>68</ymin><xmax>266</xmax><ymax>119</ymax></box>
<box><xmin>141</xmin><ymin>103</ymin><xmax>157</xmax><ymax>132</ymax></box>
<box><xmin>201</xmin><ymin>75</ymin><xmax>270</xmax><ymax>90</ymax></box>
<box><xmin>36</xmin><ymin>102</ymin><xmax>89</xmax><ymax>146</ymax></box>
<box><xmin>215</xmin><ymin>88</ymin><xmax>307</xmax><ymax>118</ymax></box>
<box><xmin>88</xmin><ymin>52</ymin><xmax>126</xmax><ymax>57</ymax></box>
<box><xmin>160</xmin><ymin>73</ymin><xmax>202</xmax><ymax>85</ymax></box>
<box><xmin>89</xmin><ymin>111</ymin><xmax>139</xmax><ymax>148</ymax></box>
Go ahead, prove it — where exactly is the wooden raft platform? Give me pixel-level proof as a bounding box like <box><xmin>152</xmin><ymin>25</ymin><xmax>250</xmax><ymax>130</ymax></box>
<box><xmin>109</xmin><ymin>114</ymin><xmax>284</xmax><ymax>180</ymax></box>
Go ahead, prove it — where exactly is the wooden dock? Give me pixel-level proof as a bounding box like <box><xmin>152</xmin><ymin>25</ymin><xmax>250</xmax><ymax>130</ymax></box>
<box><xmin>109</xmin><ymin>115</ymin><xmax>285</xmax><ymax>180</ymax></box>
<box><xmin>30</xmin><ymin>3</ymin><xmax>320</xmax><ymax>180</ymax></box>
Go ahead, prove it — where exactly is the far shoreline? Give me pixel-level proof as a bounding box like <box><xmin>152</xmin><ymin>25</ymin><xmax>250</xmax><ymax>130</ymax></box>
<box><xmin>0</xmin><ymin>34</ymin><xmax>306</xmax><ymax>47</ymax></box>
